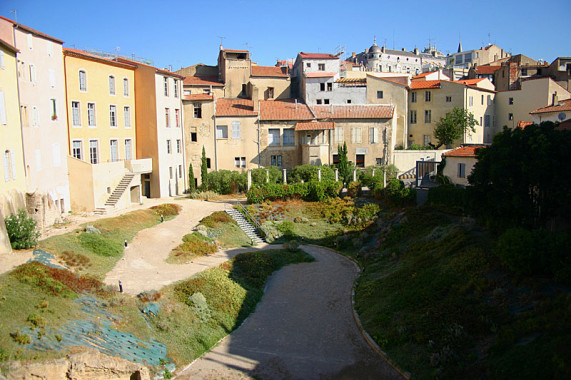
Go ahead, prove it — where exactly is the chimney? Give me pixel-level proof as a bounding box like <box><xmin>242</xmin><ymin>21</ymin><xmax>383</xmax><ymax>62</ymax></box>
<box><xmin>552</xmin><ymin>91</ymin><xmax>558</xmax><ymax>106</ymax></box>
<box><xmin>295</xmin><ymin>99</ymin><xmax>298</xmax><ymax>110</ymax></box>
<box><xmin>219</xmin><ymin>44</ymin><xmax>223</xmax><ymax>51</ymax></box>
<box><xmin>381</xmin><ymin>46</ymin><xmax>385</xmax><ymax>53</ymax></box>
<box><xmin>352</xmin><ymin>52</ymin><xmax>356</xmax><ymax>58</ymax></box>
<box><xmin>414</xmin><ymin>48</ymin><xmax>419</xmax><ymax>55</ymax></box>
<box><xmin>402</xmin><ymin>48</ymin><xmax>406</xmax><ymax>52</ymax></box>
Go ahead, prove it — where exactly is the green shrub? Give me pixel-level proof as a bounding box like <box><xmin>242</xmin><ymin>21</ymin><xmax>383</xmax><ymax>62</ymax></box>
<box><xmin>284</xmin><ymin>239</ymin><xmax>300</xmax><ymax>251</ymax></box>
<box><xmin>231</xmin><ymin>251</ymin><xmax>276</xmax><ymax>288</ymax></box>
<box><xmin>150</xmin><ymin>203</ymin><xmax>181</xmax><ymax>217</ymax></box>
<box><xmin>251</xmin><ymin>167</ymin><xmax>282</xmax><ymax>187</ymax></box>
<box><xmin>172</xmin><ymin>232</ymin><xmax>217</xmax><ymax>258</ymax></box>
<box><xmin>77</xmin><ymin>232</ymin><xmax>123</xmax><ymax>257</ymax></box>
<box><xmin>276</xmin><ymin>221</ymin><xmax>295</xmax><ymax>237</ymax></box>
<box><xmin>10</xmin><ymin>331</ymin><xmax>31</xmax><ymax>345</ymax></box>
<box><xmin>4</xmin><ymin>209</ymin><xmax>40</xmax><ymax>249</ymax></box>
<box><xmin>206</xmin><ymin>170</ymin><xmax>247</xmax><ymax>194</ymax></box>
<box><xmin>187</xmin><ymin>292</ymin><xmax>211</xmax><ymax>322</ymax></box>
<box><xmin>200</xmin><ymin>211</ymin><xmax>235</xmax><ymax>228</ymax></box>
<box><xmin>379</xmin><ymin>179</ymin><xmax>417</xmax><ymax>207</ymax></box>
<box><xmin>27</xmin><ymin>313</ymin><xmax>46</xmax><ymax>328</ymax></box>
<box><xmin>288</xmin><ymin>165</ymin><xmax>335</xmax><ymax>183</ymax></box>
<box><xmin>347</xmin><ymin>181</ymin><xmax>362</xmax><ymax>198</ymax></box>
<box><xmin>427</xmin><ymin>184</ymin><xmax>466</xmax><ymax>210</ymax></box>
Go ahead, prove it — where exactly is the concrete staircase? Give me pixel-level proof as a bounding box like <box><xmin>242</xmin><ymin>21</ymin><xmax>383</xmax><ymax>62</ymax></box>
<box><xmin>225</xmin><ymin>208</ymin><xmax>264</xmax><ymax>244</ymax></box>
<box><xmin>104</xmin><ymin>173</ymin><xmax>135</xmax><ymax>208</ymax></box>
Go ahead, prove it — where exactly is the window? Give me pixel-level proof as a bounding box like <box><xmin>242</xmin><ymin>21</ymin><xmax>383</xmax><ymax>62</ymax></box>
<box><xmin>29</xmin><ymin>64</ymin><xmax>36</xmax><ymax>83</ymax></box>
<box><xmin>268</xmin><ymin>128</ymin><xmax>280</xmax><ymax>146</ymax></box>
<box><xmin>193</xmin><ymin>103</ymin><xmax>202</xmax><ymax>118</ymax></box>
<box><xmin>176</xmin><ymin>139</ymin><xmax>181</xmax><ymax>153</ymax></box>
<box><xmin>424</xmin><ymin>110</ymin><xmax>432</xmax><ymax>123</ymax></box>
<box><xmin>35</xmin><ymin>149</ymin><xmax>41</xmax><ymax>171</ymax></box>
<box><xmin>109</xmin><ymin>75</ymin><xmax>115</xmax><ymax>95</ymax></box>
<box><xmin>306</xmin><ymin>62</ymin><xmax>311</xmax><ymax>68</ymax></box>
<box><xmin>174</xmin><ymin>79</ymin><xmax>178</xmax><ymax>98</ymax></box>
<box><xmin>487</xmin><ymin>95</ymin><xmax>492</xmax><ymax>105</ymax></box>
<box><xmin>27</xmin><ymin>33</ymin><xmax>33</xmax><ymax>49</ymax></box>
<box><xmin>318</xmin><ymin>63</ymin><xmax>325</xmax><ymax>71</ymax></box>
<box><xmin>356</xmin><ymin>154</ymin><xmax>365</xmax><ymax>168</ymax></box>
<box><xmin>166</xmin><ymin>139</ymin><xmax>171</xmax><ymax>154</ymax></box>
<box><xmin>175</xmin><ymin>109</ymin><xmax>180</xmax><ymax>127</ymax></box>
<box><xmin>89</xmin><ymin>140</ymin><xmax>98</xmax><ymax>164</ymax></box>
<box><xmin>49</xmin><ymin>69</ymin><xmax>56</xmax><ymax>88</ymax></box>
<box><xmin>267</xmin><ymin>87</ymin><xmax>274</xmax><ymax>98</ymax></box>
<box><xmin>377</xmin><ymin>90</ymin><xmax>383</xmax><ymax>99</ymax></box>
<box><xmin>169</xmin><ymin>167</ymin><xmax>173</xmax><ymax>179</ymax></box>
<box><xmin>79</xmin><ymin>70</ymin><xmax>87</xmax><ymax>91</ymax></box>
<box><xmin>446</xmin><ymin>96</ymin><xmax>452</xmax><ymax>102</ymax></box>
<box><xmin>184</xmin><ymin>89</ymin><xmax>191</xmax><ymax>96</ymax></box>
<box><xmin>72</xmin><ymin>101</ymin><xmax>81</xmax><ymax>126</ymax></box>
<box><xmin>410</xmin><ymin>110</ymin><xmax>417</xmax><ymax>124</ymax></box>
<box><xmin>335</xmin><ymin>127</ymin><xmax>343</xmax><ymax>143</ymax></box>
<box><xmin>206</xmin><ymin>158</ymin><xmax>211</xmax><ymax>169</ymax></box>
<box><xmin>327</xmin><ymin>82</ymin><xmax>332</xmax><ymax>91</ymax></box>
<box><xmin>165</xmin><ymin>108</ymin><xmax>170</xmax><ymax>127</ymax></box>
<box><xmin>271</xmin><ymin>155</ymin><xmax>282</xmax><ymax>167</ymax></box>
<box><xmin>480</xmin><ymin>117</ymin><xmax>483</xmax><ymax>126</ymax></box>
<box><xmin>0</xmin><ymin>91</ymin><xmax>5</xmax><ymax>125</ymax></box>
<box><xmin>521</xmin><ymin>68</ymin><xmax>528</xmax><ymax>76</ymax></box>
<box><xmin>316</xmin><ymin>99</ymin><xmax>322</xmax><ymax>105</ymax></box>
<box><xmin>31</xmin><ymin>106</ymin><xmax>39</xmax><ymax>127</ymax></box>
<box><xmin>232</xmin><ymin>121</ymin><xmax>241</xmax><ymax>139</ymax></box>
<box><xmin>191</xmin><ymin>132</ymin><xmax>197</xmax><ymax>142</ymax></box>
<box><xmin>469</xmin><ymin>96</ymin><xmax>474</xmax><ymax>106</ymax></box>
<box><xmin>179</xmin><ymin>165</ymin><xmax>182</xmax><ymax>178</ymax></box>
<box><xmin>164</xmin><ymin>77</ymin><xmax>169</xmax><ymax>96</ymax></box>
<box><xmin>123</xmin><ymin>78</ymin><xmax>129</xmax><ymax>96</ymax></box>
<box><xmin>458</xmin><ymin>163</ymin><xmax>466</xmax><ymax>178</ymax></box>
<box><xmin>352</xmin><ymin>127</ymin><xmax>362</xmax><ymax>143</ymax></box>
<box><xmin>320</xmin><ymin>83</ymin><xmax>325</xmax><ymax>91</ymax></box>
<box><xmin>424</xmin><ymin>135</ymin><xmax>431</xmax><ymax>146</ymax></box>
<box><xmin>3</xmin><ymin>150</ymin><xmax>16</xmax><ymax>181</ymax></box>
<box><xmin>332</xmin><ymin>154</ymin><xmax>339</xmax><ymax>165</ymax></box>
<box><xmin>481</xmin><ymin>95</ymin><xmax>484</xmax><ymax>105</ymax></box>
<box><xmin>347</xmin><ymin>99</ymin><xmax>352</xmax><ymax>104</ymax></box>
<box><xmin>234</xmin><ymin>157</ymin><xmax>246</xmax><ymax>168</ymax></box>
<box><xmin>283</xmin><ymin>129</ymin><xmax>295</xmax><ymax>145</ymax></box>
<box><xmin>0</xmin><ymin>51</ymin><xmax>4</xmax><ymax>69</ymax></box>
<box><xmin>508</xmin><ymin>113</ymin><xmax>513</xmax><ymax>121</ymax></box>
<box><xmin>124</xmin><ymin>139</ymin><xmax>132</xmax><ymax>160</ymax></box>
<box><xmin>411</xmin><ymin>92</ymin><xmax>417</xmax><ymax>103</ymax></box>
<box><xmin>324</xmin><ymin>99</ymin><xmax>330</xmax><ymax>104</ymax></box>
<box><xmin>50</xmin><ymin>99</ymin><xmax>57</xmax><ymax>120</ymax></box>
<box><xmin>110</xmin><ymin>139</ymin><xmax>118</xmax><ymax>162</ymax></box>
<box><xmin>72</xmin><ymin>140</ymin><xmax>82</xmax><ymax>160</ymax></box>
<box><xmin>509</xmin><ymin>97</ymin><xmax>514</xmax><ymax>105</ymax></box>
<box><xmin>124</xmin><ymin>106</ymin><xmax>130</xmax><ymax>128</ymax></box>
<box><xmin>376</xmin><ymin>158</ymin><xmax>382</xmax><ymax>165</ymax></box>
<box><xmin>425</xmin><ymin>91</ymin><xmax>431</xmax><ymax>102</ymax></box>
<box><xmin>216</xmin><ymin>125</ymin><xmax>228</xmax><ymax>139</ymax></box>
<box><xmin>370</xmin><ymin>127</ymin><xmax>379</xmax><ymax>143</ymax></box>
<box><xmin>87</xmin><ymin>103</ymin><xmax>96</xmax><ymax>127</ymax></box>
<box><xmin>109</xmin><ymin>105</ymin><xmax>117</xmax><ymax>127</ymax></box>
<box><xmin>52</xmin><ymin>143</ymin><xmax>62</xmax><ymax>167</ymax></box>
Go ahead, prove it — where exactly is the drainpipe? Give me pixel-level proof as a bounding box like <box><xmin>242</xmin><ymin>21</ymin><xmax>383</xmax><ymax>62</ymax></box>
<box><xmin>213</xmin><ymin>95</ymin><xmax>218</xmax><ymax>171</ymax></box>
<box><xmin>12</xmin><ymin>23</ymin><xmax>28</xmax><ymax>179</ymax></box>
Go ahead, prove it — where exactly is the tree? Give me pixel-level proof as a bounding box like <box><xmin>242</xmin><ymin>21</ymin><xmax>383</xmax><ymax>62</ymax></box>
<box><xmin>468</xmin><ymin>122</ymin><xmax>571</xmax><ymax>231</ymax></box>
<box><xmin>337</xmin><ymin>142</ymin><xmax>351</xmax><ymax>185</ymax></box>
<box><xmin>200</xmin><ymin>146</ymin><xmax>208</xmax><ymax>190</ymax></box>
<box><xmin>432</xmin><ymin>107</ymin><xmax>478</xmax><ymax>149</ymax></box>
<box><xmin>188</xmin><ymin>163</ymin><xmax>196</xmax><ymax>193</ymax></box>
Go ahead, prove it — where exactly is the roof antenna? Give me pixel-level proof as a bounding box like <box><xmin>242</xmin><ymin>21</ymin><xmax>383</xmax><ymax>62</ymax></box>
<box><xmin>10</xmin><ymin>10</ymin><xmax>17</xmax><ymax>23</ymax></box>
<box><xmin>218</xmin><ymin>36</ymin><xmax>225</xmax><ymax>50</ymax></box>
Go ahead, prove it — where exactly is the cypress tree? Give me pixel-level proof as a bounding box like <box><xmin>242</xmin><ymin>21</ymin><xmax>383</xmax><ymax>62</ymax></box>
<box><xmin>188</xmin><ymin>163</ymin><xmax>196</xmax><ymax>193</ymax></box>
<box><xmin>200</xmin><ymin>146</ymin><xmax>208</xmax><ymax>190</ymax></box>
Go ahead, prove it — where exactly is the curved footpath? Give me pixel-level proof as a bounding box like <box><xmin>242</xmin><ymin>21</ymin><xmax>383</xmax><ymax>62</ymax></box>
<box><xmin>175</xmin><ymin>245</ymin><xmax>404</xmax><ymax>380</ymax></box>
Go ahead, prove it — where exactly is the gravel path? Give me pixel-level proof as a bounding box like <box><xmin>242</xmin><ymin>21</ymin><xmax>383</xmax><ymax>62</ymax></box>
<box><xmin>175</xmin><ymin>245</ymin><xmax>404</xmax><ymax>380</ymax></box>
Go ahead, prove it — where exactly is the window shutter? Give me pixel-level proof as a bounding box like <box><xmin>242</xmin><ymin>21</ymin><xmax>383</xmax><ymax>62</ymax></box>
<box><xmin>10</xmin><ymin>150</ymin><xmax>16</xmax><ymax>179</ymax></box>
<box><xmin>49</xmin><ymin>69</ymin><xmax>56</xmax><ymax>88</ymax></box>
<box><xmin>232</xmin><ymin>121</ymin><xmax>241</xmax><ymax>139</ymax></box>
<box><xmin>3</xmin><ymin>151</ymin><xmax>10</xmax><ymax>181</ymax></box>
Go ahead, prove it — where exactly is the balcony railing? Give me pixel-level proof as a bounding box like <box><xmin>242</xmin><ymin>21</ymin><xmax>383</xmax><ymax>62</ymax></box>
<box><xmin>125</xmin><ymin>158</ymin><xmax>152</xmax><ymax>174</ymax></box>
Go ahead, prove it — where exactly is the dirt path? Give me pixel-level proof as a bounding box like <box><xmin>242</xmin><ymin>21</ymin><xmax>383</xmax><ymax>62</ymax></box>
<box><xmin>176</xmin><ymin>245</ymin><xmax>404</xmax><ymax>380</ymax></box>
<box><xmin>104</xmin><ymin>199</ymin><xmax>274</xmax><ymax>295</ymax></box>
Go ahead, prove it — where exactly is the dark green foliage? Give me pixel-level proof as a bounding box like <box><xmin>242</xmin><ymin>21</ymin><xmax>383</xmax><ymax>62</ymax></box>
<box><xmin>337</xmin><ymin>142</ymin><xmax>351</xmax><ymax>185</ymax></box>
<box><xmin>407</xmin><ymin>144</ymin><xmax>434</xmax><ymax>150</ymax></box>
<box><xmin>251</xmin><ymin>167</ymin><xmax>282</xmax><ymax>187</ymax></box>
<box><xmin>346</xmin><ymin>181</ymin><xmax>362</xmax><ymax>198</ymax></box>
<box><xmin>200</xmin><ymin>146</ymin><xmax>208</xmax><ymax>190</ymax></box>
<box><xmin>276</xmin><ymin>221</ymin><xmax>295</xmax><ymax>237</ymax></box>
<box><xmin>468</xmin><ymin>122</ymin><xmax>571</xmax><ymax>231</ymax></box>
<box><xmin>206</xmin><ymin>170</ymin><xmax>247</xmax><ymax>194</ymax></box>
<box><xmin>77</xmin><ymin>232</ymin><xmax>123</xmax><ymax>257</ymax></box>
<box><xmin>378</xmin><ymin>179</ymin><xmax>417</xmax><ymax>207</ymax></box>
<box><xmin>188</xmin><ymin>164</ymin><xmax>196</xmax><ymax>193</ymax></box>
<box><xmin>432</xmin><ymin>107</ymin><xmax>478</xmax><ymax>149</ymax></box>
<box><xmin>496</xmin><ymin>227</ymin><xmax>570</xmax><ymax>281</ymax></box>
<box><xmin>4</xmin><ymin>209</ymin><xmax>40</xmax><ymax>249</ymax></box>
<box><xmin>427</xmin><ymin>184</ymin><xmax>467</xmax><ymax>212</ymax></box>
<box><xmin>288</xmin><ymin>165</ymin><xmax>335</xmax><ymax>183</ymax></box>
<box><xmin>246</xmin><ymin>180</ymin><xmax>341</xmax><ymax>203</ymax></box>
<box><xmin>231</xmin><ymin>251</ymin><xmax>276</xmax><ymax>288</ymax></box>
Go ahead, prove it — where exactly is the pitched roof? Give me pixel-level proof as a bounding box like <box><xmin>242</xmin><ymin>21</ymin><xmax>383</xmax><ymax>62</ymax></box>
<box><xmin>311</xmin><ymin>105</ymin><xmax>393</xmax><ymax>119</ymax></box>
<box><xmin>530</xmin><ymin>99</ymin><xmax>571</xmax><ymax>114</ymax></box>
<box><xmin>298</xmin><ymin>52</ymin><xmax>338</xmax><ymax>60</ymax></box>
<box><xmin>410</xmin><ymin>80</ymin><xmax>441</xmax><ymax>89</ymax></box>
<box><xmin>251</xmin><ymin>66</ymin><xmax>288</xmax><ymax>77</ymax></box>
<box><xmin>557</xmin><ymin>119</ymin><xmax>571</xmax><ymax>130</ymax></box>
<box><xmin>475</xmin><ymin>65</ymin><xmax>501</xmax><ymax>74</ymax></box>
<box><xmin>367</xmin><ymin>75</ymin><xmax>409</xmax><ymax>86</ymax></box>
<box><xmin>336</xmin><ymin>78</ymin><xmax>366</xmax><ymax>83</ymax></box>
<box><xmin>215</xmin><ymin>98</ymin><xmax>257</xmax><ymax>117</ymax></box>
<box><xmin>412</xmin><ymin>71</ymin><xmax>437</xmax><ymax>79</ymax></box>
<box><xmin>183</xmin><ymin>75</ymin><xmax>224</xmax><ymax>86</ymax></box>
<box><xmin>453</xmin><ymin>78</ymin><xmax>487</xmax><ymax>86</ymax></box>
<box><xmin>63</xmin><ymin>48</ymin><xmax>136</xmax><ymax>69</ymax></box>
<box><xmin>183</xmin><ymin>94</ymin><xmax>213</xmax><ymax>101</ymax></box>
<box><xmin>304</xmin><ymin>72</ymin><xmax>336</xmax><ymax>78</ymax></box>
<box><xmin>260</xmin><ymin>99</ymin><xmax>313</xmax><ymax>121</ymax></box>
<box><xmin>442</xmin><ymin>145</ymin><xmax>486</xmax><ymax>158</ymax></box>
<box><xmin>114</xmin><ymin>57</ymin><xmax>185</xmax><ymax>79</ymax></box>
<box><xmin>221</xmin><ymin>49</ymin><xmax>249</xmax><ymax>53</ymax></box>
<box><xmin>0</xmin><ymin>16</ymin><xmax>64</xmax><ymax>44</ymax></box>
<box><xmin>0</xmin><ymin>37</ymin><xmax>18</xmax><ymax>54</ymax></box>
<box><xmin>295</xmin><ymin>121</ymin><xmax>335</xmax><ymax>131</ymax></box>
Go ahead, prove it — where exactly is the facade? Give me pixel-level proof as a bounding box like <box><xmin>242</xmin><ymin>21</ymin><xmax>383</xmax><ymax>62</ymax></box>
<box><xmin>350</xmin><ymin>43</ymin><xmax>424</xmax><ymax>75</ymax></box>
<box><xmin>0</xmin><ymin>38</ymin><xmax>26</xmax><ymax>253</ymax></box>
<box><xmin>0</xmin><ymin>16</ymin><xmax>70</xmax><ymax>230</ymax></box>
<box><xmin>448</xmin><ymin>44</ymin><xmax>510</xmax><ymax>69</ymax></box>
<box><xmin>63</xmin><ymin>49</ymin><xmax>147</xmax><ymax>212</ymax></box>
<box><xmin>442</xmin><ymin>145</ymin><xmax>485</xmax><ymax>186</ymax></box>
<box><xmin>530</xmin><ymin>98</ymin><xmax>571</xmax><ymax>124</ymax></box>
<box><xmin>292</xmin><ymin>52</ymin><xmax>340</xmax><ymax>101</ymax></box>
<box><xmin>117</xmin><ymin>58</ymin><xmax>186</xmax><ymax>198</ymax></box>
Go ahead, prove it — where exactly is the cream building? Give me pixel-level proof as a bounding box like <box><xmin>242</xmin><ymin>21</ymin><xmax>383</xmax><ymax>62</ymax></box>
<box><xmin>0</xmin><ymin>38</ymin><xmax>26</xmax><ymax>253</ymax></box>
<box><xmin>0</xmin><ymin>16</ymin><xmax>70</xmax><ymax>230</ymax></box>
<box><xmin>442</xmin><ymin>145</ymin><xmax>485</xmax><ymax>187</ymax></box>
<box><xmin>530</xmin><ymin>98</ymin><xmax>571</xmax><ymax>124</ymax></box>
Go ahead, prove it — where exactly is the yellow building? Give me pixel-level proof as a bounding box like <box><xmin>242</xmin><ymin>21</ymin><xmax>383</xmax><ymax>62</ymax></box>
<box><xmin>63</xmin><ymin>49</ymin><xmax>148</xmax><ymax>213</ymax></box>
<box><xmin>0</xmin><ymin>38</ymin><xmax>26</xmax><ymax>253</ymax></box>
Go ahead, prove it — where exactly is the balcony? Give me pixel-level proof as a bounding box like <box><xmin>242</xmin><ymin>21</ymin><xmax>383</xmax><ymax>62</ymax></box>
<box><xmin>125</xmin><ymin>158</ymin><xmax>152</xmax><ymax>174</ymax></box>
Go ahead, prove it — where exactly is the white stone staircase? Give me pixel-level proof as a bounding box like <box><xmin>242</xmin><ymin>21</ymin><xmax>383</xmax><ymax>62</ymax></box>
<box><xmin>225</xmin><ymin>208</ymin><xmax>265</xmax><ymax>244</ymax></box>
<box><xmin>103</xmin><ymin>173</ymin><xmax>135</xmax><ymax>209</ymax></box>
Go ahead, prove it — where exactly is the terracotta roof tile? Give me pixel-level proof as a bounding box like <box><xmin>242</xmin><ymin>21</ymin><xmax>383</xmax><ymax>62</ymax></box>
<box><xmin>311</xmin><ymin>105</ymin><xmax>393</xmax><ymax>119</ymax></box>
<box><xmin>183</xmin><ymin>94</ymin><xmax>213</xmax><ymax>101</ymax></box>
<box><xmin>443</xmin><ymin>145</ymin><xmax>486</xmax><ymax>158</ymax></box>
<box><xmin>304</xmin><ymin>72</ymin><xmax>336</xmax><ymax>78</ymax></box>
<box><xmin>336</xmin><ymin>78</ymin><xmax>366</xmax><ymax>83</ymax></box>
<box><xmin>517</xmin><ymin>121</ymin><xmax>532</xmax><ymax>129</ymax></box>
<box><xmin>222</xmin><ymin>49</ymin><xmax>249</xmax><ymax>53</ymax></box>
<box><xmin>410</xmin><ymin>80</ymin><xmax>441</xmax><ymax>89</ymax></box>
<box><xmin>295</xmin><ymin>121</ymin><xmax>335</xmax><ymax>131</ymax></box>
<box><xmin>557</xmin><ymin>119</ymin><xmax>571</xmax><ymax>130</ymax></box>
<box><xmin>183</xmin><ymin>75</ymin><xmax>224</xmax><ymax>86</ymax></box>
<box><xmin>0</xmin><ymin>16</ymin><xmax>63</xmax><ymax>44</ymax></box>
<box><xmin>453</xmin><ymin>78</ymin><xmax>487</xmax><ymax>86</ymax></box>
<box><xmin>475</xmin><ymin>65</ymin><xmax>501</xmax><ymax>74</ymax></box>
<box><xmin>260</xmin><ymin>100</ymin><xmax>313</xmax><ymax>121</ymax></box>
<box><xmin>251</xmin><ymin>66</ymin><xmax>288</xmax><ymax>77</ymax></box>
<box><xmin>530</xmin><ymin>99</ymin><xmax>571</xmax><ymax>114</ymax></box>
<box><xmin>298</xmin><ymin>52</ymin><xmax>338</xmax><ymax>59</ymax></box>
<box><xmin>412</xmin><ymin>71</ymin><xmax>436</xmax><ymax>79</ymax></box>
<box><xmin>63</xmin><ymin>48</ymin><xmax>136</xmax><ymax>69</ymax></box>
<box><xmin>216</xmin><ymin>98</ymin><xmax>257</xmax><ymax>117</ymax></box>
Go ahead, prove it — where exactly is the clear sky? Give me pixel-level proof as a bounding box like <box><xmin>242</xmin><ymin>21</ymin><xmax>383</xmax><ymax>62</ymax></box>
<box><xmin>1</xmin><ymin>0</ymin><xmax>569</xmax><ymax>70</ymax></box>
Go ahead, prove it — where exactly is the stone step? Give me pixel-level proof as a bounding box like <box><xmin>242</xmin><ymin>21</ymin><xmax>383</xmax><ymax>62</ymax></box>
<box><xmin>225</xmin><ymin>209</ymin><xmax>265</xmax><ymax>243</ymax></box>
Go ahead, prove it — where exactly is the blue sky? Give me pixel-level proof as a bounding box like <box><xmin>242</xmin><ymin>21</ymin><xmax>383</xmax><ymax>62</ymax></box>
<box><xmin>1</xmin><ymin>0</ymin><xmax>569</xmax><ymax>70</ymax></box>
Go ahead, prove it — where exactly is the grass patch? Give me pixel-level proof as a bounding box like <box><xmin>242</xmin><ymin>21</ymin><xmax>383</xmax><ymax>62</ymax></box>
<box><xmin>167</xmin><ymin>233</ymin><xmax>217</xmax><ymax>264</ymax></box>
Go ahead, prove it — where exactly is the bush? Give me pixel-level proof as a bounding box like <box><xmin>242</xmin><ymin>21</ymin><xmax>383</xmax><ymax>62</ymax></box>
<box><xmin>150</xmin><ymin>203</ymin><xmax>181</xmax><ymax>217</ymax></box>
<box><xmin>173</xmin><ymin>232</ymin><xmax>217</xmax><ymax>257</ymax></box>
<box><xmin>251</xmin><ymin>167</ymin><xmax>282</xmax><ymax>187</ymax></box>
<box><xmin>276</xmin><ymin>221</ymin><xmax>295</xmax><ymax>237</ymax></box>
<box><xmin>77</xmin><ymin>232</ymin><xmax>123</xmax><ymax>257</ymax></box>
<box><xmin>379</xmin><ymin>179</ymin><xmax>417</xmax><ymax>207</ymax></box>
<box><xmin>200</xmin><ymin>211</ymin><xmax>235</xmax><ymax>228</ymax></box>
<box><xmin>246</xmin><ymin>180</ymin><xmax>341</xmax><ymax>204</ymax></box>
<box><xmin>4</xmin><ymin>209</ymin><xmax>40</xmax><ymax>249</ymax></box>
<box><xmin>187</xmin><ymin>292</ymin><xmax>211</xmax><ymax>322</ymax></box>
<box><xmin>206</xmin><ymin>170</ymin><xmax>247</xmax><ymax>194</ymax></box>
<box><xmin>347</xmin><ymin>181</ymin><xmax>362</xmax><ymax>198</ymax></box>
<box><xmin>427</xmin><ymin>184</ymin><xmax>467</xmax><ymax>210</ymax></box>
<box><xmin>288</xmin><ymin>165</ymin><xmax>335</xmax><ymax>183</ymax></box>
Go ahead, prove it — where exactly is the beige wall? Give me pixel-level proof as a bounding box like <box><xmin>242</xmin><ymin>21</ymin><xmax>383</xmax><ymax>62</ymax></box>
<box><xmin>250</xmin><ymin>77</ymin><xmax>291</xmax><ymax>100</ymax></box>
<box><xmin>331</xmin><ymin>119</ymin><xmax>392</xmax><ymax>167</ymax></box>
<box><xmin>259</xmin><ymin>122</ymin><xmax>301</xmax><ymax>169</ymax></box>
<box><xmin>442</xmin><ymin>156</ymin><xmax>477</xmax><ymax>186</ymax></box>
<box><xmin>183</xmin><ymin>99</ymin><xmax>215</xmax><ymax>187</ymax></box>
<box><xmin>392</xmin><ymin>149</ymin><xmax>451</xmax><ymax>177</ymax></box>
<box><xmin>214</xmin><ymin>115</ymin><xmax>259</xmax><ymax>170</ymax></box>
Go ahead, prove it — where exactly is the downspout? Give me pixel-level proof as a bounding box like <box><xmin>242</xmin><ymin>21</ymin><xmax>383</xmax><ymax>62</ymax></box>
<box><xmin>180</xmin><ymin>90</ymin><xmax>187</xmax><ymax>192</ymax></box>
<box><xmin>213</xmin><ymin>92</ymin><xmax>218</xmax><ymax>171</ymax></box>
<box><xmin>63</xmin><ymin>53</ymin><xmax>71</xmax><ymax>156</ymax></box>
<box><xmin>13</xmin><ymin>23</ymin><xmax>27</xmax><ymax>178</ymax></box>
<box><xmin>257</xmin><ymin>112</ymin><xmax>261</xmax><ymax>168</ymax></box>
